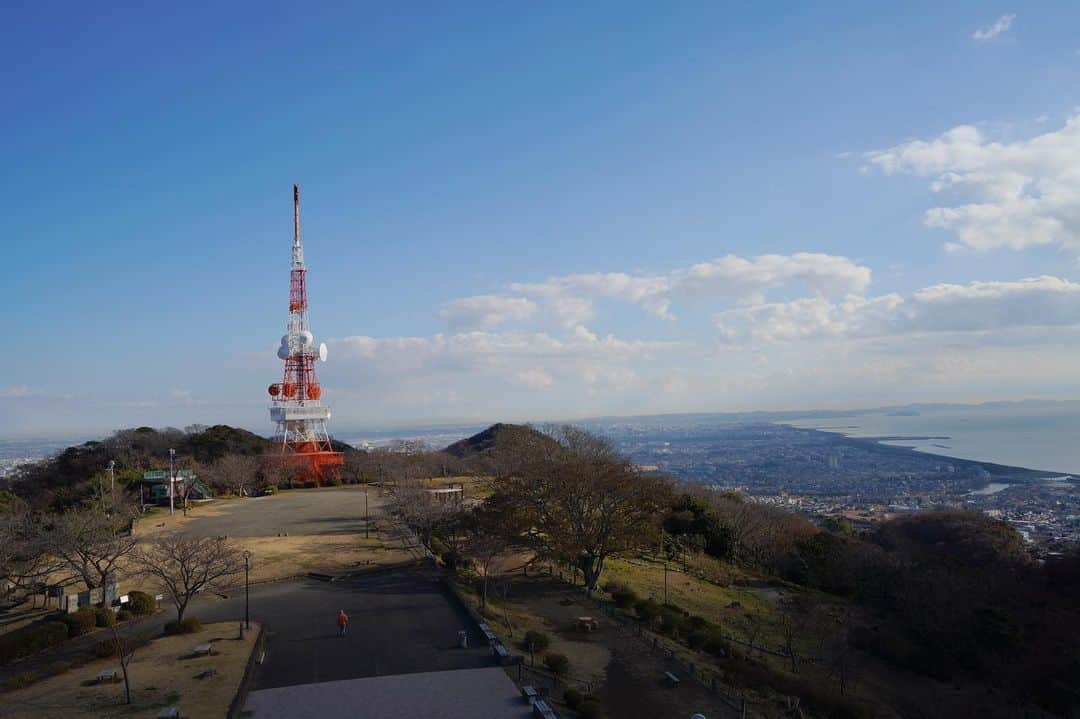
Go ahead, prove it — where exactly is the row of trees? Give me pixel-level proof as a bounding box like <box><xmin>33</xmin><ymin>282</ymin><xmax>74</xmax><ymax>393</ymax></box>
<box><xmin>1</xmin><ymin>500</ymin><xmax>241</xmax><ymax>626</ymax></box>
<box><xmin>389</xmin><ymin>425</ymin><xmax>673</xmax><ymax>604</ymax></box>
<box><xmin>385</xmin><ymin>422</ymin><xmax>1080</xmax><ymax>716</ymax></box>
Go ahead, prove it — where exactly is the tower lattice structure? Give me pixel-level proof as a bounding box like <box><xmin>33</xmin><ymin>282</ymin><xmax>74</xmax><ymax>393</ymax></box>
<box><xmin>267</xmin><ymin>185</ymin><xmax>343</xmax><ymax>481</ymax></box>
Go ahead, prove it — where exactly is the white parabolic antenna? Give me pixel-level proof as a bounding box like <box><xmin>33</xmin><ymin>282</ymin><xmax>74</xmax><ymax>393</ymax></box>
<box><xmin>318</xmin><ymin>342</ymin><xmax>328</xmax><ymax>362</ymax></box>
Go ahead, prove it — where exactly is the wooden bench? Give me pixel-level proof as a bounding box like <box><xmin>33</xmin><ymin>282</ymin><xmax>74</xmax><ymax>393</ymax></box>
<box><xmin>192</xmin><ymin>643</ymin><xmax>212</xmax><ymax>656</ymax></box>
<box><xmin>532</xmin><ymin>699</ymin><xmax>558</xmax><ymax>719</ymax></box>
<box><xmin>576</xmin><ymin>616</ymin><xmax>599</xmax><ymax>632</ymax></box>
<box><xmin>521</xmin><ymin>685</ymin><xmax>539</xmax><ymax>704</ymax></box>
<box><xmin>664</xmin><ymin>671</ymin><xmax>681</xmax><ymax>687</ymax></box>
<box><xmin>492</xmin><ymin>642</ymin><xmax>510</xmax><ymax>664</ymax></box>
<box><xmin>157</xmin><ymin>708</ymin><xmax>180</xmax><ymax>719</ymax></box>
<box><xmin>96</xmin><ymin>669</ymin><xmax>118</xmax><ymax>683</ymax></box>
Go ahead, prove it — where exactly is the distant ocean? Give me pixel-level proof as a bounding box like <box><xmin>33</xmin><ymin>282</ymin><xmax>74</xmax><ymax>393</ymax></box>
<box><xmin>787</xmin><ymin>403</ymin><xmax>1080</xmax><ymax>475</ymax></box>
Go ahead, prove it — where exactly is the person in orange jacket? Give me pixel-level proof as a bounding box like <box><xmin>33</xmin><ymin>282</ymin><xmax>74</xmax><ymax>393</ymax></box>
<box><xmin>337</xmin><ymin>609</ymin><xmax>349</xmax><ymax>637</ymax></box>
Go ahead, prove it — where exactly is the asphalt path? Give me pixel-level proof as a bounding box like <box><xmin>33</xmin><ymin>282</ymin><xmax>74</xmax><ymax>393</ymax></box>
<box><xmin>0</xmin><ymin>569</ymin><xmax>493</xmax><ymax>691</ymax></box>
<box><xmin>209</xmin><ymin>570</ymin><xmax>494</xmax><ymax>690</ymax></box>
<box><xmin>178</xmin><ymin>486</ymin><xmax>388</xmax><ymax>538</ymax></box>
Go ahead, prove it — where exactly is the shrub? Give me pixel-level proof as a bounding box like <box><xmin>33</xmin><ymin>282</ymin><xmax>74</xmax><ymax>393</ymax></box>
<box><xmin>0</xmin><ymin>620</ymin><xmax>69</xmax><ymax>665</ymax></box>
<box><xmin>163</xmin><ymin>617</ymin><xmax>202</xmax><ymax>636</ymax></box>
<box><xmin>48</xmin><ymin>660</ymin><xmax>72</xmax><ymax>676</ymax></box>
<box><xmin>563</xmin><ymin>687</ymin><xmax>583</xmax><ymax>709</ymax></box>
<box><xmin>609</xmin><ymin>584</ymin><xmax>638</xmax><ymax>610</ymax></box>
<box><xmin>95</xmin><ymin>607</ymin><xmax>116</xmax><ymax>628</ymax></box>
<box><xmin>544</xmin><ymin>652</ymin><xmax>569</xmax><ymax>676</ymax></box>
<box><xmin>658</xmin><ymin>608</ymin><xmax>686</xmax><ymax>637</ymax></box>
<box><xmin>64</xmin><ymin>608</ymin><xmax>97</xmax><ymax>637</ymax></box>
<box><xmin>687</xmin><ymin>628</ymin><xmax>711</xmax><ymax>650</ymax></box>
<box><xmin>6</xmin><ymin>671</ymin><xmax>39</xmax><ymax>690</ymax></box>
<box><xmin>633</xmin><ymin>598</ymin><xmax>661</xmax><ymax>624</ymax></box>
<box><xmin>303</xmin><ymin>479</ymin><xmax>318</xmax><ymax>489</ymax></box>
<box><xmin>578</xmin><ymin>699</ymin><xmax>606</xmax><ymax>719</ymax></box>
<box><xmin>116</xmin><ymin>609</ymin><xmax>134</xmax><ymax>622</ymax></box>
<box><xmin>327</xmin><ymin>475</ymin><xmax>343</xmax><ymax>486</ymax></box>
<box><xmin>428</xmin><ymin>536</ymin><xmax>449</xmax><ymax>557</ymax></box>
<box><xmin>263</xmin><ymin>484</ymin><xmax>278</xmax><ymax>495</ymax></box>
<box><xmin>523</xmin><ymin>630</ymin><xmax>550</xmax><ymax>653</ymax></box>
<box><xmin>444</xmin><ymin>550</ymin><xmax>470</xmax><ymax>572</ymax></box>
<box><xmin>95</xmin><ymin>639</ymin><xmax>118</xmax><ymax>658</ymax></box>
<box><xmin>127</xmin><ymin>591</ymin><xmax>156</xmax><ymax>615</ymax></box>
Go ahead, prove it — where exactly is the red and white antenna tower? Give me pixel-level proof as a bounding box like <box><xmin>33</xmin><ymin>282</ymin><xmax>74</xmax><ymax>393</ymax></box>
<box><xmin>267</xmin><ymin>185</ymin><xmax>343</xmax><ymax>481</ymax></box>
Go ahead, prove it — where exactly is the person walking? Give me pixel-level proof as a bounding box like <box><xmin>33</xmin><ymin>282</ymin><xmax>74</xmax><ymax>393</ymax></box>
<box><xmin>337</xmin><ymin>609</ymin><xmax>349</xmax><ymax>637</ymax></box>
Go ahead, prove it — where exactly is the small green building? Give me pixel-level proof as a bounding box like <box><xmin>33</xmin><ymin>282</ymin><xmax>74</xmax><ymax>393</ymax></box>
<box><xmin>140</xmin><ymin>469</ymin><xmax>212</xmax><ymax>505</ymax></box>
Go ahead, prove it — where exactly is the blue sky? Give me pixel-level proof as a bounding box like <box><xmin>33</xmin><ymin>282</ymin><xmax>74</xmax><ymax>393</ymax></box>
<box><xmin>5</xmin><ymin>2</ymin><xmax>1080</xmax><ymax>437</ymax></box>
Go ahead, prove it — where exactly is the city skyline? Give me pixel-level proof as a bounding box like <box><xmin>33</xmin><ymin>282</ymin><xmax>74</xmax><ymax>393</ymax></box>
<box><xmin>6</xmin><ymin>3</ymin><xmax>1080</xmax><ymax>436</ymax></box>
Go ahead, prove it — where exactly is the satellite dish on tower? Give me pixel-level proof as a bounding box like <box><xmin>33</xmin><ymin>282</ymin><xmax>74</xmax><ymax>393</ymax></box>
<box><xmin>318</xmin><ymin>342</ymin><xmax>328</xmax><ymax>362</ymax></box>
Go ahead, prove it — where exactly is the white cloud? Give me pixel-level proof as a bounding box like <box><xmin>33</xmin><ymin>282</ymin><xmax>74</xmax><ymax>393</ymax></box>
<box><xmin>0</xmin><ymin>385</ymin><xmax>32</xmax><ymax>398</ymax></box>
<box><xmin>319</xmin><ymin>326</ymin><xmax>680</xmax><ymax>420</ymax></box>
<box><xmin>503</xmin><ymin>252</ymin><xmax>870</xmax><ymax>324</ymax></box>
<box><xmin>438</xmin><ymin>294</ymin><xmax>537</xmax><ymax>329</ymax></box>
<box><xmin>864</xmin><ymin>115</ymin><xmax>1080</xmax><ymax>251</ymax></box>
<box><xmin>514</xmin><ymin>369</ymin><xmax>554</xmax><ymax>389</ymax></box>
<box><xmin>330</xmin><ymin>328</ymin><xmax>674</xmax><ymax>381</ymax></box>
<box><xmin>716</xmin><ymin>275</ymin><xmax>1080</xmax><ymax>343</ymax></box>
<box><xmin>972</xmin><ymin>14</ymin><xmax>1015</xmax><ymax>42</ymax></box>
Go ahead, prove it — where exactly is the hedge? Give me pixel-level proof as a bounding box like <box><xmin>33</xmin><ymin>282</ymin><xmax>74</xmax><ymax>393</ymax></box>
<box><xmin>543</xmin><ymin>653</ymin><xmax>569</xmax><ymax>676</ymax></box>
<box><xmin>522</xmin><ymin>630</ymin><xmax>550</xmax><ymax>653</ymax></box>
<box><xmin>94</xmin><ymin>607</ymin><xmax>116</xmax><ymax>628</ymax></box>
<box><xmin>164</xmin><ymin>617</ymin><xmax>202</xmax><ymax>635</ymax></box>
<box><xmin>64</xmin><ymin>607</ymin><xmax>97</xmax><ymax>637</ymax></box>
<box><xmin>0</xmin><ymin>620</ymin><xmax>69</xmax><ymax>664</ymax></box>
<box><xmin>127</xmin><ymin>590</ymin><xmax>156</xmax><ymax>615</ymax></box>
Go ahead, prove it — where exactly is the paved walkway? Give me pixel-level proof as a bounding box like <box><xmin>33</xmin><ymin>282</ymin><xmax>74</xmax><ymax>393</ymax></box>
<box><xmin>244</xmin><ymin>666</ymin><xmax>532</xmax><ymax>719</ymax></box>
<box><xmin>0</xmin><ymin>568</ymin><xmax>492</xmax><ymax>692</ymax></box>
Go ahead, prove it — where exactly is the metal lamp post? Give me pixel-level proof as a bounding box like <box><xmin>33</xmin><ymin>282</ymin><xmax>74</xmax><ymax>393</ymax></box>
<box><xmin>243</xmin><ymin>550</ymin><xmax>252</xmax><ymax>630</ymax></box>
<box><xmin>168</xmin><ymin>449</ymin><xmax>176</xmax><ymax>515</ymax></box>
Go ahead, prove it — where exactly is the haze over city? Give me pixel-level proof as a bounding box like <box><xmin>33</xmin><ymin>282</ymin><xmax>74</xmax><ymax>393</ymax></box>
<box><xmin>6</xmin><ymin>3</ymin><xmax>1080</xmax><ymax>437</ymax></box>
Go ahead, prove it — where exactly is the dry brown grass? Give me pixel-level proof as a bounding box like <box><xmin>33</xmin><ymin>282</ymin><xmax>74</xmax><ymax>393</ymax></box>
<box><xmin>237</xmin><ymin>533</ymin><xmax>412</xmax><ymax>583</ymax></box>
<box><xmin>0</xmin><ymin>621</ymin><xmax>259</xmax><ymax>718</ymax></box>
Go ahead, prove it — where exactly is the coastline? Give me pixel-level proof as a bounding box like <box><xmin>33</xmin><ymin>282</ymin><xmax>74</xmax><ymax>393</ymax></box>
<box><xmin>806</xmin><ymin>427</ymin><xmax>1075</xmax><ymax>482</ymax></box>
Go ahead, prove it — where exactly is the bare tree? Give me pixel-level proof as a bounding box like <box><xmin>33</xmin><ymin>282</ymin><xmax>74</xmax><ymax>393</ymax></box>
<box><xmin>0</xmin><ymin>511</ymin><xmax>64</xmax><ymax>608</ymax></box>
<box><xmin>387</xmin><ymin>480</ymin><xmax>465</xmax><ymax>547</ymax></box>
<box><xmin>261</xmin><ymin>454</ymin><xmax>304</xmax><ymax>490</ymax></box>
<box><xmin>777</xmin><ymin>596</ymin><xmax>819</xmax><ymax>674</ymax></box>
<box><xmin>108</xmin><ymin>624</ymin><xmax>139</xmax><ymax>704</ymax></box>
<box><xmin>133</xmin><ymin>535</ymin><xmax>243</xmax><ymax>623</ymax></box>
<box><xmin>47</xmin><ymin>507</ymin><xmax>137</xmax><ymax>591</ymax></box>
<box><xmin>205</xmin><ymin>454</ymin><xmax>261</xmax><ymax>497</ymax></box>
<box><xmin>485</xmin><ymin>425</ymin><xmax>671</xmax><ymax>594</ymax></box>
<box><xmin>463</xmin><ymin>503</ymin><xmax>523</xmax><ymax>609</ymax></box>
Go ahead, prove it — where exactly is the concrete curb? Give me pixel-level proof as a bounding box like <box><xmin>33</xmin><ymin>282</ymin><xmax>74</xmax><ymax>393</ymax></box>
<box><xmin>227</xmin><ymin>622</ymin><xmax>266</xmax><ymax>719</ymax></box>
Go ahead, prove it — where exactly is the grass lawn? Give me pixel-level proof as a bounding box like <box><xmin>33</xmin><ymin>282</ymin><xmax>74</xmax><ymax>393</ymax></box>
<box><xmin>602</xmin><ymin>557</ymin><xmax>776</xmax><ymax>642</ymax></box>
<box><xmin>1</xmin><ymin>621</ymin><xmax>260</xmax><ymax>718</ymax></box>
<box><xmin>415</xmin><ymin>475</ymin><xmax>495</xmax><ymax>500</ymax></box>
<box><xmin>237</xmin><ymin>532</ymin><xmax>411</xmax><ymax>583</ymax></box>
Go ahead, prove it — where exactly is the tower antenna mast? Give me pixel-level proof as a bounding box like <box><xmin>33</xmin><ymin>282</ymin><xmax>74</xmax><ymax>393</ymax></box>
<box><xmin>267</xmin><ymin>184</ymin><xmax>343</xmax><ymax>483</ymax></box>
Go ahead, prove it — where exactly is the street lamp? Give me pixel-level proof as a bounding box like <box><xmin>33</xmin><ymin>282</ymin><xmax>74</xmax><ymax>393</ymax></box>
<box><xmin>168</xmin><ymin>449</ymin><xmax>176</xmax><ymax>516</ymax></box>
<box><xmin>243</xmin><ymin>550</ymin><xmax>252</xmax><ymax>630</ymax></box>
